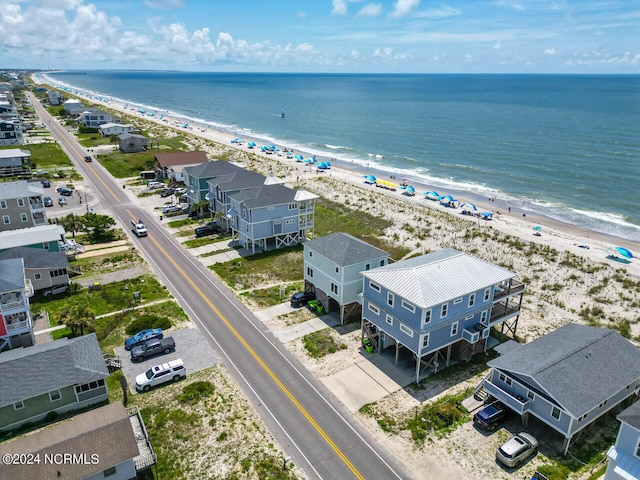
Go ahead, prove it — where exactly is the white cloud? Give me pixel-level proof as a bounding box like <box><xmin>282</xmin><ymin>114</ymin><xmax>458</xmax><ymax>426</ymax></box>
<box><xmin>494</xmin><ymin>42</ymin><xmax>502</xmax><ymax>49</ymax></box>
<box><xmin>495</xmin><ymin>1</ymin><xmax>525</xmax><ymax>11</ymax></box>
<box><xmin>145</xmin><ymin>0</ymin><xmax>184</xmax><ymax>9</ymax></box>
<box><xmin>390</xmin><ymin>0</ymin><xmax>420</xmax><ymax>18</ymax></box>
<box><xmin>544</xmin><ymin>46</ymin><xmax>557</xmax><ymax>55</ymax></box>
<box><xmin>414</xmin><ymin>5</ymin><xmax>461</xmax><ymax>19</ymax></box>
<box><xmin>332</xmin><ymin>0</ymin><xmax>348</xmax><ymax>15</ymax></box>
<box><xmin>357</xmin><ymin>3</ymin><xmax>383</xmax><ymax>17</ymax></box>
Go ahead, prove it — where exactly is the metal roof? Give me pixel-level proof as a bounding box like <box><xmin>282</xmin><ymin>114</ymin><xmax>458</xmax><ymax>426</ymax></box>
<box><xmin>305</xmin><ymin>232</ymin><xmax>389</xmax><ymax>267</ymax></box>
<box><xmin>489</xmin><ymin>324</ymin><xmax>640</xmax><ymax>418</ymax></box>
<box><xmin>361</xmin><ymin>248</ymin><xmax>515</xmax><ymax>308</ymax></box>
<box><xmin>0</xmin><ymin>333</ymin><xmax>109</xmax><ymax>408</ymax></box>
<box><xmin>0</xmin><ymin>224</ymin><xmax>65</xmax><ymax>249</ymax></box>
<box><xmin>0</xmin><ymin>149</ymin><xmax>30</xmax><ymax>159</ymax></box>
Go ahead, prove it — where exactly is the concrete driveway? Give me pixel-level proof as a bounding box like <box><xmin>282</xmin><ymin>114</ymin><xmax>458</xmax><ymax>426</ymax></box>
<box><xmin>114</xmin><ymin>325</ymin><xmax>219</xmax><ymax>393</ymax></box>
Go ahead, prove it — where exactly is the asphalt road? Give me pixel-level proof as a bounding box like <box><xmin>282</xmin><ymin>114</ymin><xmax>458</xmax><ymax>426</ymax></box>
<box><xmin>27</xmin><ymin>92</ymin><xmax>412</xmax><ymax>480</ymax></box>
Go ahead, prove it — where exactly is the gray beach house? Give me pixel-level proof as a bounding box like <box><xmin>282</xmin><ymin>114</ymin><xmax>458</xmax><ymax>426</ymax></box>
<box><xmin>361</xmin><ymin>248</ymin><xmax>524</xmax><ymax>382</ymax></box>
<box><xmin>0</xmin><ymin>257</ymin><xmax>34</xmax><ymax>352</ymax></box>
<box><xmin>477</xmin><ymin>323</ymin><xmax>640</xmax><ymax>454</ymax></box>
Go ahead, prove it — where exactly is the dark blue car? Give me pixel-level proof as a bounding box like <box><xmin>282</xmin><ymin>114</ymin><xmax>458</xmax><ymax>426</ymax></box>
<box><xmin>124</xmin><ymin>328</ymin><xmax>163</xmax><ymax>350</ymax></box>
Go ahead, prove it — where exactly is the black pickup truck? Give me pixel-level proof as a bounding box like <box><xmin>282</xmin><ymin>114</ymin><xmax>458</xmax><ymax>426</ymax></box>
<box><xmin>130</xmin><ymin>337</ymin><xmax>175</xmax><ymax>362</ymax></box>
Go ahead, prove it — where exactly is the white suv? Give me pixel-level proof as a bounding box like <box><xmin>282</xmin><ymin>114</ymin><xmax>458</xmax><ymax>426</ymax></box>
<box><xmin>135</xmin><ymin>358</ymin><xmax>186</xmax><ymax>392</ymax></box>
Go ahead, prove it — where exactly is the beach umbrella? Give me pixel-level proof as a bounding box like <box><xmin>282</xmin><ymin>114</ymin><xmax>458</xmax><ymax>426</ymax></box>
<box><xmin>461</xmin><ymin>203</ymin><xmax>477</xmax><ymax>212</ymax></box>
<box><xmin>406</xmin><ymin>186</ymin><xmax>415</xmax><ymax>193</ymax></box>
<box><xmin>615</xmin><ymin>247</ymin><xmax>633</xmax><ymax>259</ymax></box>
<box><xmin>424</xmin><ymin>191</ymin><xmax>439</xmax><ymax>200</ymax></box>
<box><xmin>363</xmin><ymin>175</ymin><xmax>376</xmax><ymax>183</ymax></box>
<box><xmin>247</xmin><ymin>142</ymin><xmax>256</xmax><ymax>148</ymax></box>
<box><xmin>533</xmin><ymin>225</ymin><xmax>542</xmax><ymax>231</ymax></box>
<box><xmin>480</xmin><ymin>212</ymin><xmax>493</xmax><ymax>219</ymax></box>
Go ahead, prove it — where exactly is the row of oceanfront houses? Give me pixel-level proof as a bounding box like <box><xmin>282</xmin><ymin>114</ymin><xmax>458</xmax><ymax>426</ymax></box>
<box><xmin>0</xmin><ymin>79</ymin><xmax>637</xmax><ymax>477</ymax></box>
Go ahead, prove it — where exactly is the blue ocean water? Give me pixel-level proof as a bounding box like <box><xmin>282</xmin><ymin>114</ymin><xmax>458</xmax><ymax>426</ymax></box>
<box><xmin>44</xmin><ymin>71</ymin><xmax>640</xmax><ymax>242</ymax></box>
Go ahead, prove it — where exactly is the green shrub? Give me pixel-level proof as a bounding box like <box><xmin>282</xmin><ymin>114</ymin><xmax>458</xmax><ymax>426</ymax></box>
<box><xmin>177</xmin><ymin>381</ymin><xmax>215</xmax><ymax>404</ymax></box>
<box><xmin>125</xmin><ymin>314</ymin><xmax>172</xmax><ymax>335</ymax></box>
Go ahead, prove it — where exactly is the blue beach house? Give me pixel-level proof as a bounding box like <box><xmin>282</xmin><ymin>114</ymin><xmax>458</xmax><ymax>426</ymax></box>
<box><xmin>606</xmin><ymin>400</ymin><xmax>640</xmax><ymax>480</ymax></box>
<box><xmin>228</xmin><ymin>185</ymin><xmax>318</xmax><ymax>254</ymax></box>
<box><xmin>478</xmin><ymin>324</ymin><xmax>640</xmax><ymax>455</ymax></box>
<box><xmin>361</xmin><ymin>248</ymin><xmax>524</xmax><ymax>382</ymax></box>
<box><xmin>184</xmin><ymin>160</ymin><xmax>243</xmax><ymax>205</ymax></box>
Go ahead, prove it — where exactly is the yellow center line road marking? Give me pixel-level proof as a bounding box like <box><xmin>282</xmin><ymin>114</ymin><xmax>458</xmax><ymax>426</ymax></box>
<box><xmin>148</xmin><ymin>234</ymin><xmax>365</xmax><ymax>480</ymax></box>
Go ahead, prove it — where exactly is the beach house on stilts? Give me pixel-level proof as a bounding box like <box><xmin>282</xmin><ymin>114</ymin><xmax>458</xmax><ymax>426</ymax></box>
<box><xmin>360</xmin><ymin>248</ymin><xmax>524</xmax><ymax>383</ymax></box>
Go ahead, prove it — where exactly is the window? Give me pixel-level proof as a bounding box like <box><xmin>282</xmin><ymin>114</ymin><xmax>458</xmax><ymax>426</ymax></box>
<box><xmin>369</xmin><ymin>281</ymin><xmax>380</xmax><ymax>292</ymax></box>
<box><xmin>335</xmin><ymin>266</ymin><xmax>340</xmax><ymax>274</ymax></box>
<box><xmin>599</xmin><ymin>400</ymin><xmax>608</xmax><ymax>408</ymax></box>
<box><xmin>331</xmin><ymin>283</ymin><xmax>338</xmax><ymax>295</ymax></box>
<box><xmin>13</xmin><ymin>401</ymin><xmax>24</xmax><ymax>410</ymax></box>
<box><xmin>306</xmin><ymin>267</ymin><xmax>314</xmax><ymax>278</ymax></box>
<box><xmin>17</xmin><ymin>198</ymin><xmax>25</xmax><ymax>207</ymax></box>
<box><xmin>379</xmin><ymin>259</ymin><xmax>385</xmax><ymax>267</ymax></box>
<box><xmin>423</xmin><ymin>308</ymin><xmax>431</xmax><ymax>324</ymax></box>
<box><xmin>103</xmin><ymin>466</ymin><xmax>117</xmax><ymax>477</ymax></box>
<box><xmin>20</xmin><ymin>213</ymin><xmax>28</xmax><ymax>222</ymax></box>
<box><xmin>453</xmin><ymin>297</ymin><xmax>462</xmax><ymax>305</ymax></box>
<box><xmin>499</xmin><ymin>373</ymin><xmax>506</xmax><ymax>383</ymax></box>
<box><xmin>387</xmin><ymin>292</ymin><xmax>394</xmax><ymax>307</ymax></box>
<box><xmin>402</xmin><ymin>299</ymin><xmax>415</xmax><ymax>313</ymax></box>
<box><xmin>365</xmin><ymin>263</ymin><xmax>370</xmax><ymax>271</ymax></box>
<box><xmin>75</xmin><ymin>379</ymin><xmax>105</xmax><ymax>394</ymax></box>
<box><xmin>399</xmin><ymin>323</ymin><xmax>414</xmax><ymax>337</ymax></box>
<box><xmin>386</xmin><ymin>314</ymin><xmax>393</xmax><ymax>326</ymax></box>
<box><xmin>49</xmin><ymin>390</ymin><xmax>62</xmax><ymax>402</ymax></box>
<box><xmin>465</xmin><ymin>314</ymin><xmax>474</xmax><ymax>321</ymax></box>
<box><xmin>368</xmin><ymin>304</ymin><xmax>380</xmax><ymax>315</ymax></box>
<box><xmin>422</xmin><ymin>333</ymin><xmax>430</xmax><ymax>349</ymax></box>
<box><xmin>2</xmin><ymin>215</ymin><xmax>9</xmax><ymax>225</ymax></box>
<box><xmin>441</xmin><ymin>303</ymin><xmax>448</xmax><ymax>318</ymax></box>
<box><xmin>0</xmin><ymin>200</ymin><xmax>6</xmax><ymax>209</ymax></box>
<box><xmin>551</xmin><ymin>406</ymin><xmax>561</xmax><ymax>420</ymax></box>
<box><xmin>468</xmin><ymin>293</ymin><xmax>476</xmax><ymax>307</ymax></box>
<box><xmin>527</xmin><ymin>391</ymin><xmax>535</xmax><ymax>400</ymax></box>
<box><xmin>481</xmin><ymin>327</ymin><xmax>489</xmax><ymax>339</ymax></box>
<box><xmin>636</xmin><ymin>440</ymin><xmax>640</xmax><ymax>458</ymax></box>
<box><xmin>578</xmin><ymin>414</ymin><xmax>587</xmax><ymax>422</ymax></box>
<box><xmin>484</xmin><ymin>288</ymin><xmax>490</xmax><ymax>301</ymax></box>
<box><xmin>451</xmin><ymin>322</ymin><xmax>458</xmax><ymax>337</ymax></box>
<box><xmin>309</xmin><ymin>251</ymin><xmax>313</xmax><ymax>257</ymax></box>
<box><xmin>288</xmin><ymin>203</ymin><xmax>297</xmax><ymax>210</ymax></box>
<box><xmin>34</xmin><ymin>273</ymin><xmax>41</xmax><ymax>280</ymax></box>
<box><xmin>480</xmin><ymin>310</ymin><xmax>488</xmax><ymax>324</ymax></box>
<box><xmin>506</xmin><ymin>377</ymin><xmax>512</xmax><ymax>386</ymax></box>
<box><xmin>285</xmin><ymin>218</ymin><xmax>295</xmax><ymax>224</ymax></box>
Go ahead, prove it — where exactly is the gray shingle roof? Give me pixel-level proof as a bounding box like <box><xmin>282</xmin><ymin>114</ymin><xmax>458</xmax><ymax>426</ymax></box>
<box><xmin>230</xmin><ymin>184</ymin><xmax>296</xmax><ymax>208</ymax></box>
<box><xmin>361</xmin><ymin>248</ymin><xmax>515</xmax><ymax>308</ymax></box>
<box><xmin>306</xmin><ymin>232</ymin><xmax>389</xmax><ymax>267</ymax></box>
<box><xmin>184</xmin><ymin>159</ymin><xmax>242</xmax><ymax>179</ymax></box>
<box><xmin>0</xmin><ymin>333</ymin><xmax>109</xmax><ymax>407</ymax></box>
<box><xmin>212</xmin><ymin>169</ymin><xmax>267</xmax><ymax>191</ymax></box>
<box><xmin>0</xmin><ymin>257</ymin><xmax>25</xmax><ymax>292</ymax></box>
<box><xmin>0</xmin><ymin>247</ymin><xmax>69</xmax><ymax>269</ymax></box>
<box><xmin>118</xmin><ymin>133</ymin><xmax>147</xmax><ymax>140</ymax></box>
<box><xmin>618</xmin><ymin>400</ymin><xmax>640</xmax><ymax>430</ymax></box>
<box><xmin>489</xmin><ymin>324</ymin><xmax>640</xmax><ymax>418</ymax></box>
<box><xmin>0</xmin><ymin>402</ymin><xmax>140</xmax><ymax>480</ymax></box>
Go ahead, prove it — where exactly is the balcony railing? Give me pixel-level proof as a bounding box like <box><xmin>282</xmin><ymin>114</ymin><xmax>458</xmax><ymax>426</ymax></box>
<box><xmin>493</xmin><ymin>280</ymin><xmax>525</xmax><ymax>301</ymax></box>
<box><xmin>483</xmin><ymin>381</ymin><xmax>531</xmax><ymax>414</ymax></box>
<box><xmin>489</xmin><ymin>303</ymin><xmax>521</xmax><ymax>325</ymax></box>
<box><xmin>127</xmin><ymin>406</ymin><xmax>157</xmax><ymax>472</ymax></box>
<box><xmin>6</xmin><ymin>319</ymin><xmax>30</xmax><ymax>332</ymax></box>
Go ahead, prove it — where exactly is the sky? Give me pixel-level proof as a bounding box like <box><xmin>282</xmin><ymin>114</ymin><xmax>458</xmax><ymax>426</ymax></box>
<box><xmin>1</xmin><ymin>0</ymin><xmax>639</xmax><ymax>73</ymax></box>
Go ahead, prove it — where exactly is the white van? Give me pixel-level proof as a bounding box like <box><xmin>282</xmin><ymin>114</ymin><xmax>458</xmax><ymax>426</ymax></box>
<box><xmin>147</xmin><ymin>181</ymin><xmax>164</xmax><ymax>190</ymax></box>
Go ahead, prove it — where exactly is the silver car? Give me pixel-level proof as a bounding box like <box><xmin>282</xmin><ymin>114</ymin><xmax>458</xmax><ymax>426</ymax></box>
<box><xmin>496</xmin><ymin>432</ymin><xmax>538</xmax><ymax>468</ymax></box>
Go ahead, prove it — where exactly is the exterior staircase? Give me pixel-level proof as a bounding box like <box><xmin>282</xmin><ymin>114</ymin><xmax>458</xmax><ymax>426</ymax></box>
<box><xmin>473</xmin><ymin>373</ymin><xmax>491</xmax><ymax>402</ymax></box>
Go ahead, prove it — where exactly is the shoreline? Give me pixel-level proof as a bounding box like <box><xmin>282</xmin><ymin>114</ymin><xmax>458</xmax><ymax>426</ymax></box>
<box><xmin>40</xmin><ymin>77</ymin><xmax>639</xmax><ymax>269</ymax></box>
<box><xmin>41</xmin><ymin>73</ymin><xmax>640</xmax><ymax>246</ymax></box>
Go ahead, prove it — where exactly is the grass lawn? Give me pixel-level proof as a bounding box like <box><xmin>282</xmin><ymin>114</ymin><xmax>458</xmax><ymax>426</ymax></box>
<box><xmin>32</xmin><ymin>274</ymin><xmax>171</xmax><ymax>325</ymax></box>
<box><xmin>211</xmin><ymin>245</ymin><xmax>303</xmax><ymax>290</ymax></box>
<box><xmin>1</xmin><ymin>142</ymin><xmax>72</xmax><ymax>170</ymax></box>
<box><xmin>69</xmin><ymin>250</ymin><xmax>143</xmax><ymax>276</ymax></box>
<box><xmin>98</xmin><ymin>150</ymin><xmax>157</xmax><ymax>178</ymax></box>
<box><xmin>76</xmin><ymin>132</ymin><xmax>113</xmax><ymax>148</ymax></box>
<box><xmin>302</xmin><ymin>329</ymin><xmax>348</xmax><ymax>358</ymax></box>
<box><xmin>239</xmin><ymin>282</ymin><xmax>304</xmax><ymax>309</ymax></box>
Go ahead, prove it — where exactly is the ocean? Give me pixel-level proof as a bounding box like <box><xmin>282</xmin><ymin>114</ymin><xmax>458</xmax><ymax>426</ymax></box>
<box><xmin>43</xmin><ymin>71</ymin><xmax>640</xmax><ymax>243</ymax></box>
